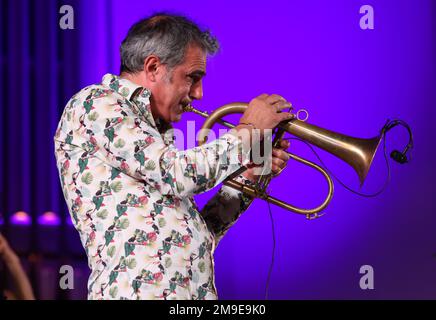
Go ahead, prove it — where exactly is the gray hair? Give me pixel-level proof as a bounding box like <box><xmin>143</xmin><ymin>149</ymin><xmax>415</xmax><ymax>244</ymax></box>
<box><xmin>120</xmin><ymin>13</ymin><xmax>219</xmax><ymax>74</ymax></box>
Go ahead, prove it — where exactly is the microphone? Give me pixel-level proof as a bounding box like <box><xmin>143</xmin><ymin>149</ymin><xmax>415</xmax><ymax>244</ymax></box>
<box><xmin>390</xmin><ymin>150</ymin><xmax>408</xmax><ymax>164</ymax></box>
<box><xmin>383</xmin><ymin>120</ymin><xmax>413</xmax><ymax>165</ymax></box>
<box><xmin>390</xmin><ymin>142</ymin><xmax>412</xmax><ymax>164</ymax></box>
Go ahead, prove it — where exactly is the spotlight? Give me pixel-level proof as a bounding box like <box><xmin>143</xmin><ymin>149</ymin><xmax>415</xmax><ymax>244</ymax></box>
<box><xmin>37</xmin><ymin>211</ymin><xmax>61</xmax><ymax>226</ymax></box>
<box><xmin>10</xmin><ymin>211</ymin><xmax>32</xmax><ymax>226</ymax></box>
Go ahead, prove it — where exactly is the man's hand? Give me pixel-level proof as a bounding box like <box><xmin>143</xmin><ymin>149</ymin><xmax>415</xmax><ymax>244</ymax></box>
<box><xmin>243</xmin><ymin>139</ymin><xmax>291</xmax><ymax>182</ymax></box>
<box><xmin>232</xmin><ymin>94</ymin><xmax>293</xmax><ymax>161</ymax></box>
<box><xmin>239</xmin><ymin>94</ymin><xmax>293</xmax><ymax>131</ymax></box>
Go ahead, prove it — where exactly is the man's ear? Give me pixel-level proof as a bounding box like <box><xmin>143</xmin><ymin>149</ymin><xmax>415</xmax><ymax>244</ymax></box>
<box><xmin>143</xmin><ymin>55</ymin><xmax>162</xmax><ymax>82</ymax></box>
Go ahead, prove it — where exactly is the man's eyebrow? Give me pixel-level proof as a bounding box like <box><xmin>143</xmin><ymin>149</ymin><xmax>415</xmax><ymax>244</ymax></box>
<box><xmin>188</xmin><ymin>70</ymin><xmax>206</xmax><ymax>77</ymax></box>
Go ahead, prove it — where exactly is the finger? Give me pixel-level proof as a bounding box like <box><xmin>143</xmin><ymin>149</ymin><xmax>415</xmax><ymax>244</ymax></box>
<box><xmin>272</xmin><ymin>148</ymin><xmax>290</xmax><ymax>161</ymax></box>
<box><xmin>272</xmin><ymin>157</ymin><xmax>286</xmax><ymax>169</ymax></box>
<box><xmin>271</xmin><ymin>163</ymin><xmax>286</xmax><ymax>175</ymax></box>
<box><xmin>272</xmin><ymin>100</ymin><xmax>292</xmax><ymax>111</ymax></box>
<box><xmin>266</xmin><ymin>94</ymin><xmax>286</xmax><ymax>105</ymax></box>
<box><xmin>276</xmin><ymin>112</ymin><xmax>293</xmax><ymax>122</ymax></box>
<box><xmin>272</xmin><ymin>141</ymin><xmax>289</xmax><ymax>152</ymax></box>
<box><xmin>279</xmin><ymin>139</ymin><xmax>290</xmax><ymax>149</ymax></box>
<box><xmin>271</xmin><ymin>164</ymin><xmax>280</xmax><ymax>174</ymax></box>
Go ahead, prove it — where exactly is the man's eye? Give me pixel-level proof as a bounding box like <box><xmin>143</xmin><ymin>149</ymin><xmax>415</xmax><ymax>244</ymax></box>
<box><xmin>188</xmin><ymin>75</ymin><xmax>199</xmax><ymax>83</ymax></box>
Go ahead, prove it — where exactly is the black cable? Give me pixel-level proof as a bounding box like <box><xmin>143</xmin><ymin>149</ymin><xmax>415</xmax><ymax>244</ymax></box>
<box><xmin>262</xmin><ymin>119</ymin><xmax>410</xmax><ymax>299</ymax></box>
<box><xmin>264</xmin><ymin>200</ymin><xmax>276</xmax><ymax>300</ymax></box>
<box><xmin>283</xmin><ymin>132</ymin><xmax>391</xmax><ymax>198</ymax></box>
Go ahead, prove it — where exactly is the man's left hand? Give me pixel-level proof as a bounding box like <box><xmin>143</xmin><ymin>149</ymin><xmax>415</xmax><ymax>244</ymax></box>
<box><xmin>242</xmin><ymin>139</ymin><xmax>291</xmax><ymax>182</ymax></box>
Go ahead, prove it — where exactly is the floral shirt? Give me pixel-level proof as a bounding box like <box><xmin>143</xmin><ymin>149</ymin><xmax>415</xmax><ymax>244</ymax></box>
<box><xmin>54</xmin><ymin>74</ymin><xmax>254</xmax><ymax>300</ymax></box>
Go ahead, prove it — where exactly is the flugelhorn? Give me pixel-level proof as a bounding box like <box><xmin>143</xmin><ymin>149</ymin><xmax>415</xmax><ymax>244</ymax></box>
<box><xmin>184</xmin><ymin>102</ymin><xmax>382</xmax><ymax>219</ymax></box>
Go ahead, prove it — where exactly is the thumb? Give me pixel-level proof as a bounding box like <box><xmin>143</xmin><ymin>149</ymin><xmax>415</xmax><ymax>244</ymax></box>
<box><xmin>279</xmin><ymin>112</ymin><xmax>293</xmax><ymax>122</ymax></box>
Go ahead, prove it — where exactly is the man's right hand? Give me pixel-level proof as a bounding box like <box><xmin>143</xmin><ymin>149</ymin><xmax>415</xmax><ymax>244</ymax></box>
<box><xmin>239</xmin><ymin>94</ymin><xmax>293</xmax><ymax>130</ymax></box>
<box><xmin>232</xmin><ymin>94</ymin><xmax>293</xmax><ymax>163</ymax></box>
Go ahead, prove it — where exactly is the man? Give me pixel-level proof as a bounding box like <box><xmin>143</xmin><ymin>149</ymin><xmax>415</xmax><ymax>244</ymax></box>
<box><xmin>54</xmin><ymin>13</ymin><xmax>292</xmax><ymax>300</ymax></box>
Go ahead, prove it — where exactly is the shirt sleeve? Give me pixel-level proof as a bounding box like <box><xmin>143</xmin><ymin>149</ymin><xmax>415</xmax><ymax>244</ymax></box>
<box><xmin>57</xmin><ymin>92</ymin><xmax>252</xmax><ymax>198</ymax></box>
<box><xmin>200</xmin><ymin>174</ymin><xmax>255</xmax><ymax>246</ymax></box>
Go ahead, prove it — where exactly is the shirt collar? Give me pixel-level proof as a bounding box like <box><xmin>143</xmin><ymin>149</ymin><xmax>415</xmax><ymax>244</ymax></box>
<box><xmin>101</xmin><ymin>73</ymin><xmax>174</xmax><ymax>144</ymax></box>
<box><xmin>101</xmin><ymin>73</ymin><xmax>148</xmax><ymax>101</ymax></box>
<box><xmin>101</xmin><ymin>73</ymin><xmax>155</xmax><ymax>124</ymax></box>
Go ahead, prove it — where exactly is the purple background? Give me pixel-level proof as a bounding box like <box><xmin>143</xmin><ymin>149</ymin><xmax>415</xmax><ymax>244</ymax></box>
<box><xmin>1</xmin><ymin>0</ymin><xmax>435</xmax><ymax>299</ymax></box>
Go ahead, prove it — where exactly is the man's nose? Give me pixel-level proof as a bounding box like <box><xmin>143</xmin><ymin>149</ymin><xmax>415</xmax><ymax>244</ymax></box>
<box><xmin>189</xmin><ymin>80</ymin><xmax>203</xmax><ymax>100</ymax></box>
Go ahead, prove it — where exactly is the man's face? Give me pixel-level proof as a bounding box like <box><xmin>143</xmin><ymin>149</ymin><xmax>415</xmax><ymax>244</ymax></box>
<box><xmin>151</xmin><ymin>44</ymin><xmax>206</xmax><ymax>123</ymax></box>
